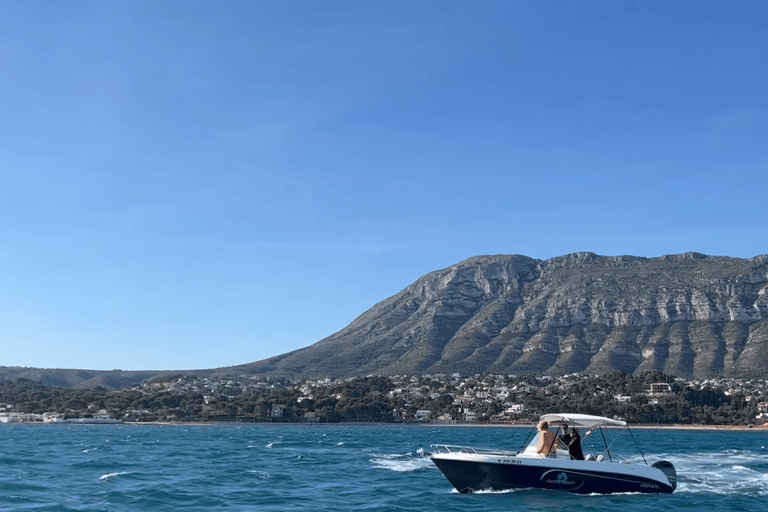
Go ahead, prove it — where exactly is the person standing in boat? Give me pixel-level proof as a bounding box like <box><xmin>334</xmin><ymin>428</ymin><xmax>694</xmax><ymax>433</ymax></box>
<box><xmin>559</xmin><ymin>423</ymin><xmax>584</xmax><ymax>460</ymax></box>
<box><xmin>536</xmin><ymin>421</ymin><xmax>557</xmax><ymax>456</ymax></box>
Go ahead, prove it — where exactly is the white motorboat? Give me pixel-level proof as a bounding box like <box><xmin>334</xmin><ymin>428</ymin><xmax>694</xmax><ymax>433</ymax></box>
<box><xmin>430</xmin><ymin>413</ymin><xmax>677</xmax><ymax>494</ymax></box>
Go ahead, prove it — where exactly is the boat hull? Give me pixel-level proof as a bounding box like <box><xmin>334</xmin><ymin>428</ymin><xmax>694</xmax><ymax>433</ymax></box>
<box><xmin>431</xmin><ymin>455</ymin><xmax>675</xmax><ymax>495</ymax></box>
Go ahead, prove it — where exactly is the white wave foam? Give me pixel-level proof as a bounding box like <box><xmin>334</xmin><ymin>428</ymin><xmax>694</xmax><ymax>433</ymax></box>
<box><xmin>99</xmin><ymin>471</ymin><xmax>129</xmax><ymax>481</ymax></box>
<box><xmin>370</xmin><ymin>451</ymin><xmax>435</xmax><ymax>472</ymax></box>
<box><xmin>246</xmin><ymin>470</ymin><xmax>273</xmax><ymax>479</ymax></box>
<box><xmin>471</xmin><ymin>487</ymin><xmax>518</xmax><ymax>494</ymax></box>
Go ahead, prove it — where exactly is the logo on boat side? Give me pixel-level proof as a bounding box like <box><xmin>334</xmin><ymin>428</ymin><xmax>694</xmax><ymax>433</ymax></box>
<box><xmin>544</xmin><ymin>472</ymin><xmax>573</xmax><ymax>485</ymax></box>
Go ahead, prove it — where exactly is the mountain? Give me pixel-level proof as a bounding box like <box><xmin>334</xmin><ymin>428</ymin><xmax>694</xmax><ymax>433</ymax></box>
<box><xmin>3</xmin><ymin>251</ymin><xmax>768</xmax><ymax>388</ymax></box>
<box><xmin>240</xmin><ymin>252</ymin><xmax>768</xmax><ymax>380</ymax></box>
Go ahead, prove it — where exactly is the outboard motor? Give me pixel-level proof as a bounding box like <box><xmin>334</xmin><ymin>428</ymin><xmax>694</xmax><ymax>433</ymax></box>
<box><xmin>652</xmin><ymin>461</ymin><xmax>677</xmax><ymax>491</ymax></box>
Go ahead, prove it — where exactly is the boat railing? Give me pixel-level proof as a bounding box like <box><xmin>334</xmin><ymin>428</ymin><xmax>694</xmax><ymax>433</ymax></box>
<box><xmin>430</xmin><ymin>444</ymin><xmax>518</xmax><ymax>456</ymax></box>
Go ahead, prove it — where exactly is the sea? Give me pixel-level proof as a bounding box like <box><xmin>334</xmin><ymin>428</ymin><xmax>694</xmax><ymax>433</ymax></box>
<box><xmin>1</xmin><ymin>423</ymin><xmax>767</xmax><ymax>511</ymax></box>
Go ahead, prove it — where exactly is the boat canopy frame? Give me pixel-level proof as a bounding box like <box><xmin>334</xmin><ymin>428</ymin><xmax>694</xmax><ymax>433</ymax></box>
<box><xmin>432</xmin><ymin>413</ymin><xmax>649</xmax><ymax>466</ymax></box>
<box><xmin>539</xmin><ymin>413</ymin><xmax>626</xmax><ymax>429</ymax></box>
<box><xmin>537</xmin><ymin>413</ymin><xmax>647</xmax><ymax>464</ymax></box>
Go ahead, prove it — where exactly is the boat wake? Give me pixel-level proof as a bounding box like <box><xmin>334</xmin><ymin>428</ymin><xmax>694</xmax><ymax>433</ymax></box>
<box><xmin>461</xmin><ymin>487</ymin><xmax>518</xmax><ymax>494</ymax></box>
<box><xmin>659</xmin><ymin>450</ymin><xmax>768</xmax><ymax>496</ymax></box>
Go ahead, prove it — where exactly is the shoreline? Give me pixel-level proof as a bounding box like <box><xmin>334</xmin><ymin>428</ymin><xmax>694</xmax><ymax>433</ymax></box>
<box><xmin>4</xmin><ymin>420</ymin><xmax>767</xmax><ymax>431</ymax></box>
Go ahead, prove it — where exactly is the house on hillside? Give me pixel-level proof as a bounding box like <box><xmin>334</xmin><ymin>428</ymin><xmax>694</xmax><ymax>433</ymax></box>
<box><xmin>647</xmin><ymin>383</ymin><xmax>673</xmax><ymax>396</ymax></box>
<box><xmin>415</xmin><ymin>410</ymin><xmax>432</xmax><ymax>422</ymax></box>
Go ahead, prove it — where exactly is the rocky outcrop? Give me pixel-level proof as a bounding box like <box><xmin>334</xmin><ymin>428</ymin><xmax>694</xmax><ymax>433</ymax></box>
<box><xmin>244</xmin><ymin>252</ymin><xmax>768</xmax><ymax>379</ymax></box>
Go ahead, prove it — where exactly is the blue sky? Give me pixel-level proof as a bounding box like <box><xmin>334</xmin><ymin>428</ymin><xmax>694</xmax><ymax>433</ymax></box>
<box><xmin>1</xmin><ymin>1</ymin><xmax>767</xmax><ymax>371</ymax></box>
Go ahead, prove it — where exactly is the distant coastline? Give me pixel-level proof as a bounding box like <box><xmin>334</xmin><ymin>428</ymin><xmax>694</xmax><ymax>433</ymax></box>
<box><xmin>3</xmin><ymin>420</ymin><xmax>767</xmax><ymax>431</ymax></box>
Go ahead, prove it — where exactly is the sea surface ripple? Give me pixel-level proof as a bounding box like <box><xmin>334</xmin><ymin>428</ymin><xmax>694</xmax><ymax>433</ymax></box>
<box><xmin>1</xmin><ymin>424</ymin><xmax>767</xmax><ymax>511</ymax></box>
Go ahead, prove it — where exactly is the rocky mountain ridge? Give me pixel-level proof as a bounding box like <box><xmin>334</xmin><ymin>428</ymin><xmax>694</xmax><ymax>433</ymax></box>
<box><xmin>3</xmin><ymin>251</ymin><xmax>768</xmax><ymax>388</ymax></box>
<box><xmin>244</xmin><ymin>251</ymin><xmax>768</xmax><ymax>380</ymax></box>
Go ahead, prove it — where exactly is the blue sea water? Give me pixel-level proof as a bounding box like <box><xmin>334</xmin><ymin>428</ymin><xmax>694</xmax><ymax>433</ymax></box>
<box><xmin>1</xmin><ymin>424</ymin><xmax>767</xmax><ymax>511</ymax></box>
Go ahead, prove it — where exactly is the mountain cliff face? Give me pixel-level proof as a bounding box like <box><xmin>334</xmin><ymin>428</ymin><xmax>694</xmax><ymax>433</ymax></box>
<box><xmin>247</xmin><ymin>252</ymin><xmax>768</xmax><ymax>379</ymax></box>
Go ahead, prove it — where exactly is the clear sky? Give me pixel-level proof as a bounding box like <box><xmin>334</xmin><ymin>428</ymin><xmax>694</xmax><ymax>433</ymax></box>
<box><xmin>1</xmin><ymin>1</ymin><xmax>766</xmax><ymax>371</ymax></box>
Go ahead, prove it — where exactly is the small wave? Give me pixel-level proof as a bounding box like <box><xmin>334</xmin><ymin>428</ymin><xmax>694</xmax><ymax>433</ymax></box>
<box><xmin>336</xmin><ymin>442</ymin><xmax>346</xmax><ymax>447</ymax></box>
<box><xmin>370</xmin><ymin>451</ymin><xmax>434</xmax><ymax>472</ymax></box>
<box><xmin>99</xmin><ymin>471</ymin><xmax>130</xmax><ymax>481</ymax></box>
<box><xmin>246</xmin><ymin>470</ymin><xmax>273</xmax><ymax>480</ymax></box>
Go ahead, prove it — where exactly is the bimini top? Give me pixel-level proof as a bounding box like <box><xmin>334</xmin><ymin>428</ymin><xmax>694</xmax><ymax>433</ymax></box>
<box><xmin>539</xmin><ymin>413</ymin><xmax>626</xmax><ymax>429</ymax></box>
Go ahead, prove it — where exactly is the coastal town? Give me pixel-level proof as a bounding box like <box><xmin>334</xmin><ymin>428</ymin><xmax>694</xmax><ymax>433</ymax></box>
<box><xmin>2</xmin><ymin>371</ymin><xmax>768</xmax><ymax>427</ymax></box>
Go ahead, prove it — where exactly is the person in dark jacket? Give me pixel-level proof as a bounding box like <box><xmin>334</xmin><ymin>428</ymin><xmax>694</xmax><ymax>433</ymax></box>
<box><xmin>559</xmin><ymin>424</ymin><xmax>584</xmax><ymax>460</ymax></box>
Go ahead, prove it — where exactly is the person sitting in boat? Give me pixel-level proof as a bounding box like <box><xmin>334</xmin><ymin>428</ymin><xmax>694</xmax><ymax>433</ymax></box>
<box><xmin>536</xmin><ymin>421</ymin><xmax>557</xmax><ymax>456</ymax></box>
<box><xmin>558</xmin><ymin>423</ymin><xmax>584</xmax><ymax>460</ymax></box>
